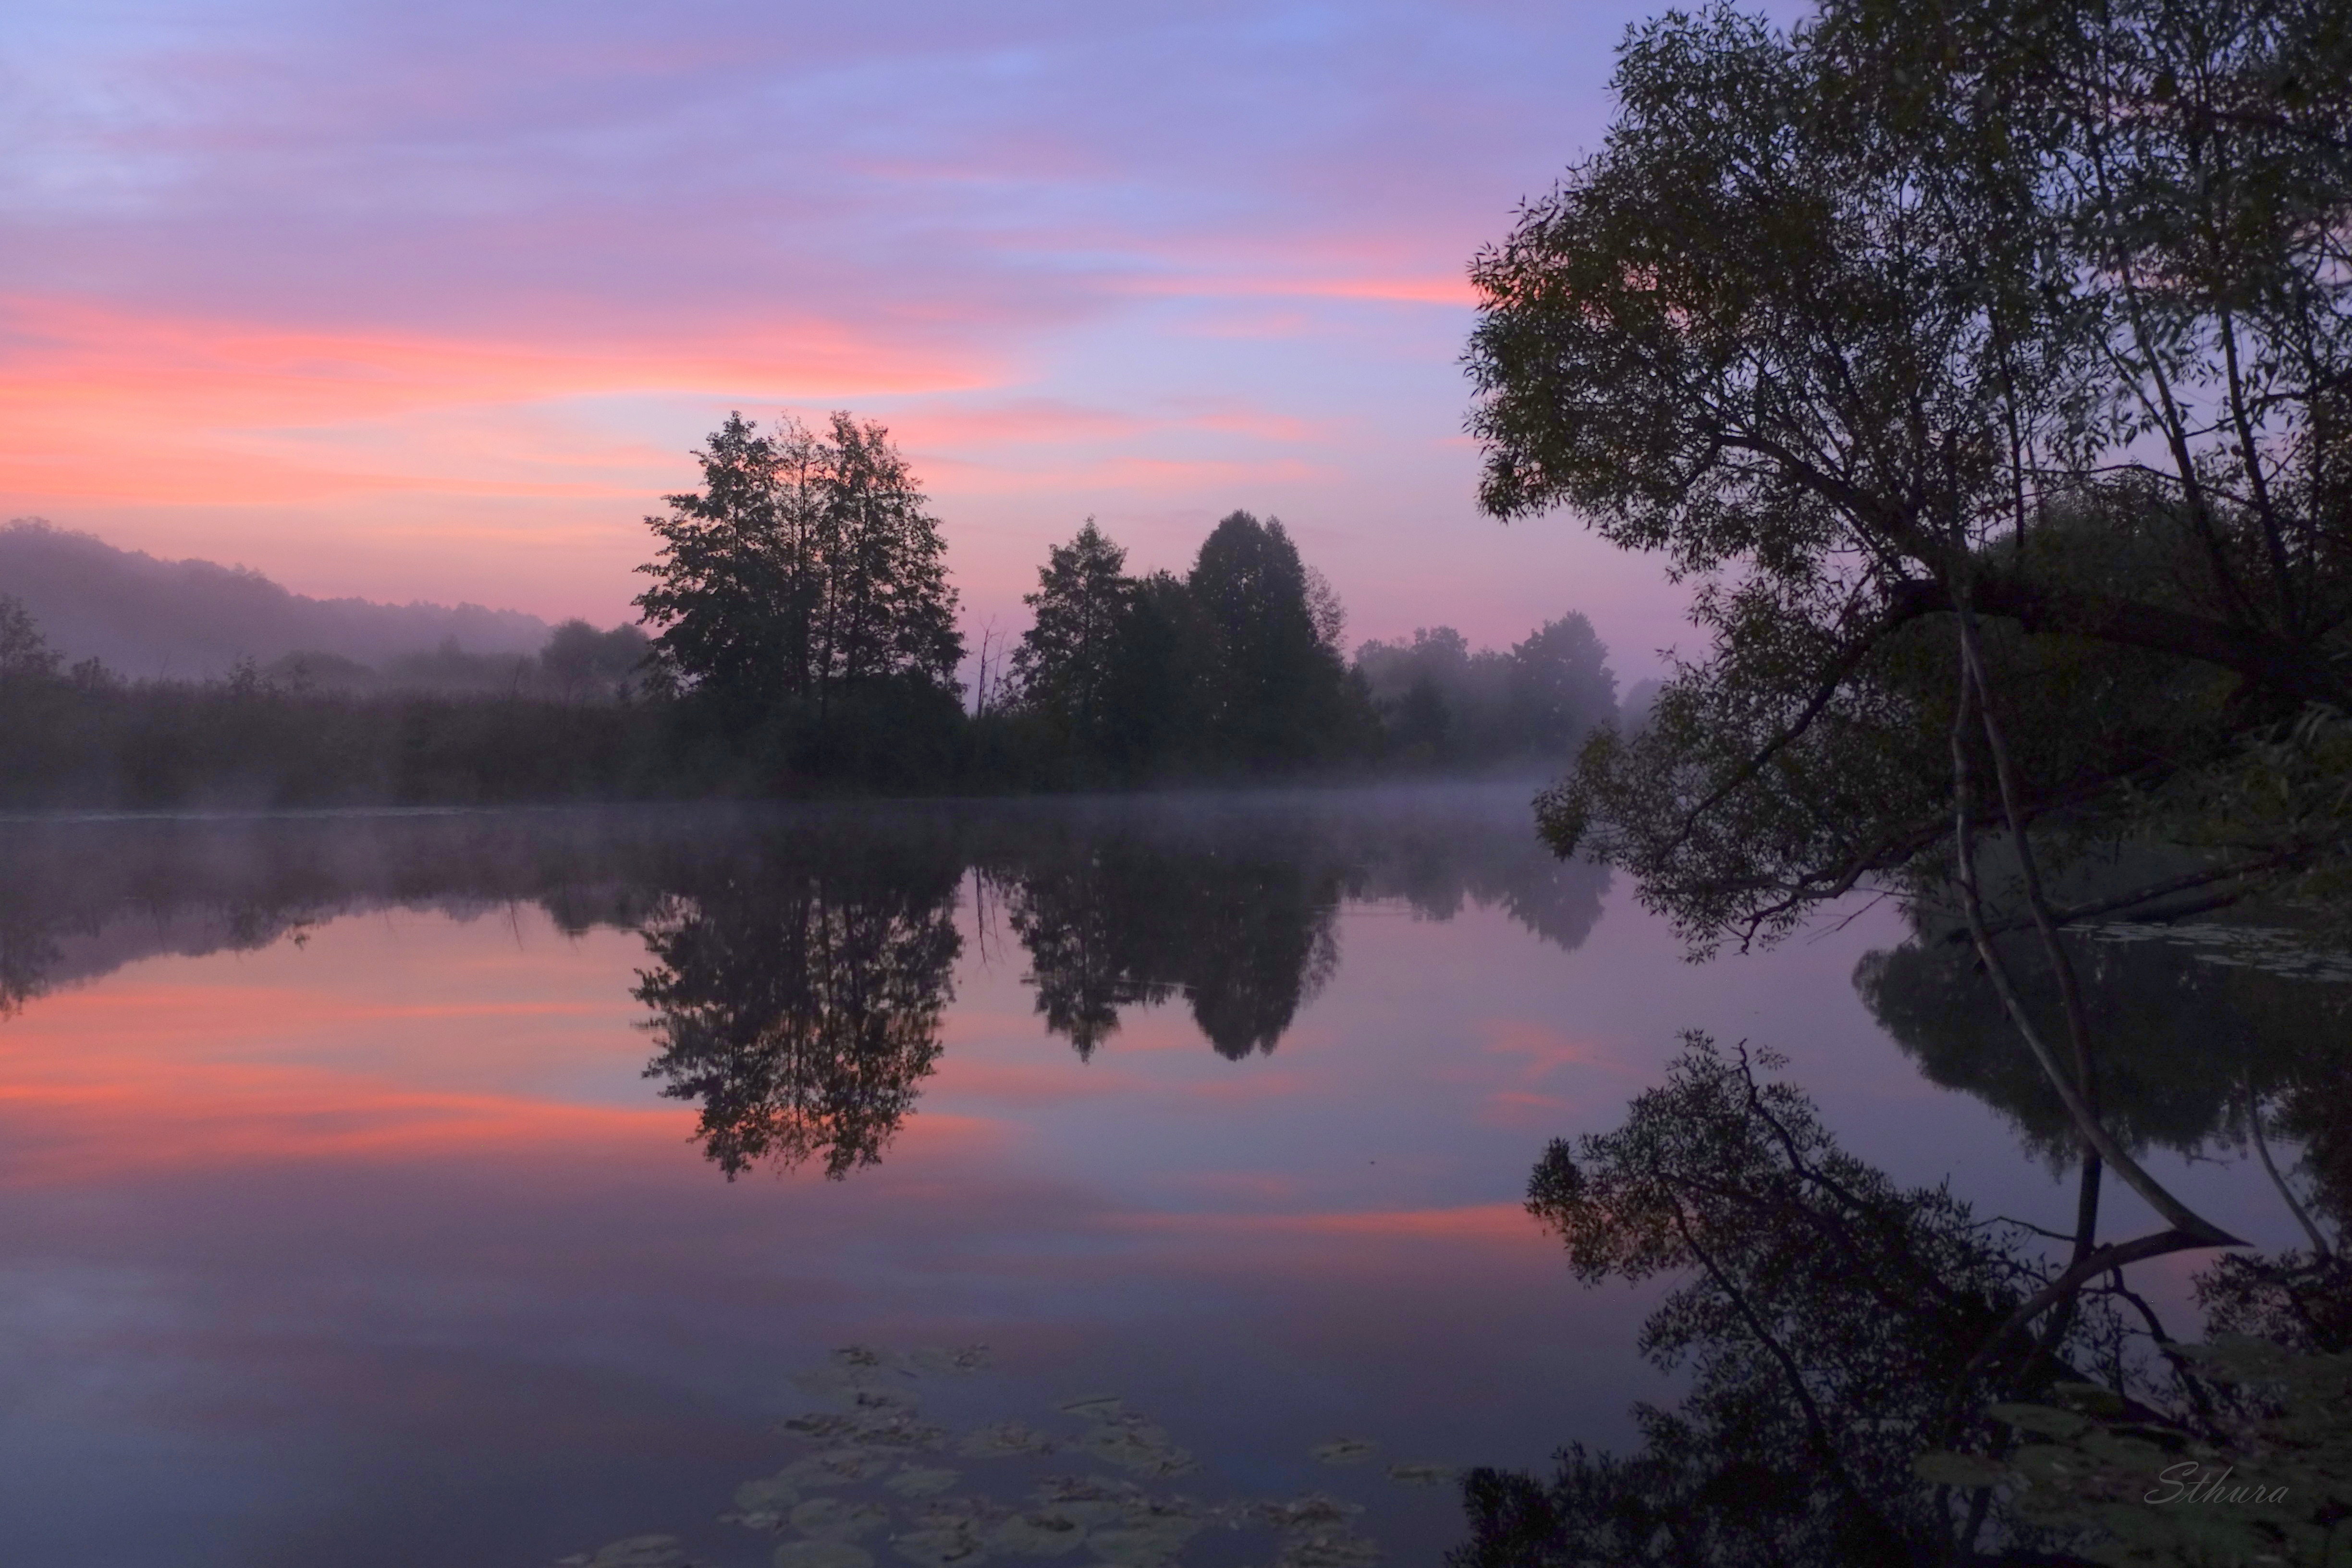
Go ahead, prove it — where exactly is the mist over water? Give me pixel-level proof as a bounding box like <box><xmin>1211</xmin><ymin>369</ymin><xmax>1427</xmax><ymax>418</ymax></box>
<box><xmin>0</xmin><ymin>785</ymin><xmax>2328</xmax><ymax>1566</ymax></box>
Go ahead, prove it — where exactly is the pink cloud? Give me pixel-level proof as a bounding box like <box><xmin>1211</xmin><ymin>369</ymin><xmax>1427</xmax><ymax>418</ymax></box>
<box><xmin>0</xmin><ymin>293</ymin><xmax>999</xmax><ymax>510</ymax></box>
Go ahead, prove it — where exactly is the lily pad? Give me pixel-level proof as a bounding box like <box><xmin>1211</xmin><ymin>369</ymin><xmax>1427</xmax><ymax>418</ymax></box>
<box><xmin>1254</xmin><ymin>1496</ymin><xmax>1365</xmax><ymax>1533</ymax></box>
<box><xmin>1057</xmin><ymin>1396</ymin><xmax>1125</xmax><ymax>1421</ymax></box>
<box><xmin>1085</xmin><ymin>1499</ymin><xmax>1204</xmax><ymax>1568</ymax></box>
<box><xmin>793</xmin><ymin>1499</ymin><xmax>891</xmax><ymax>1541</ymax></box>
<box><xmin>846</xmin><ymin>1412</ymin><xmax>952</xmax><ymax>1452</ymax></box>
<box><xmin>894</xmin><ymin>1525</ymin><xmax>989</xmax><ymax>1568</ymax></box>
<box><xmin>852</xmin><ymin>1386</ymin><xmax>924</xmax><ymax>1416</ymax></box>
<box><xmin>986</xmin><ymin>1512</ymin><xmax>1088</xmax><ymax>1558</ymax></box>
<box><xmin>906</xmin><ymin>1346</ymin><xmax>995</xmax><ymax>1377</ymax></box>
<box><xmin>793</xmin><ymin>1367</ymin><xmax>875</xmax><ymax>1404</ymax></box>
<box><xmin>1075</xmin><ymin>1422</ymin><xmax>1196</xmax><ymax>1478</ymax></box>
<box><xmin>886</xmin><ymin>1466</ymin><xmax>963</xmax><ymax>1498</ymax></box>
<box><xmin>1082</xmin><ymin>1533</ymin><xmax>1176</xmax><ymax>1567</ymax></box>
<box><xmin>779</xmin><ymin>1450</ymin><xmax>897</xmax><ymax>1489</ymax></box>
<box><xmin>1275</xmin><ymin>1534</ymin><xmax>1381</xmax><ymax>1568</ymax></box>
<box><xmin>734</xmin><ymin>1474</ymin><xmax>805</xmax><ymax>1523</ymax></box>
<box><xmin>1030</xmin><ymin>1478</ymin><xmax>1137</xmax><ymax>1528</ymax></box>
<box><xmin>960</xmin><ymin>1422</ymin><xmax>1057</xmax><ymax>1459</ymax></box>
<box><xmin>775</xmin><ymin>1545</ymin><xmax>875</xmax><ymax>1568</ymax></box>
<box><xmin>1309</xmin><ymin>1439</ymin><xmax>1378</xmax><ymax>1467</ymax></box>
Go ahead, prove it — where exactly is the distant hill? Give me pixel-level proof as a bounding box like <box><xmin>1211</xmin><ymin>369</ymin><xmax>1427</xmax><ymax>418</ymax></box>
<box><xmin>0</xmin><ymin>519</ymin><xmax>551</xmax><ymax>678</ymax></box>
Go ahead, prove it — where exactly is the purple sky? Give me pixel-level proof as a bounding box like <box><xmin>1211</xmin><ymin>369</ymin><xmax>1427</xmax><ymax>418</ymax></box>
<box><xmin>3</xmin><ymin>0</ymin><xmax>1714</xmax><ymax>676</ymax></box>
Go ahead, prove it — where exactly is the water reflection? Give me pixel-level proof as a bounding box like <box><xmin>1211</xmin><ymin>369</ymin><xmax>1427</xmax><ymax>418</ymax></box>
<box><xmin>558</xmin><ymin>1338</ymin><xmax>1468</xmax><ymax>1568</ymax></box>
<box><xmin>1458</xmin><ymin>1029</ymin><xmax>2352</xmax><ymax>1568</ymax></box>
<box><xmin>991</xmin><ymin>830</ymin><xmax>1343</xmax><ymax>1061</ymax></box>
<box><xmin>0</xmin><ymin>790</ymin><xmax>1608</xmax><ymax>1179</ymax></box>
<box><xmin>6</xmin><ymin>797</ymin><xmax>2348</xmax><ymax>1564</ymax></box>
<box><xmin>1858</xmin><ymin>919</ymin><xmax>2352</xmax><ymax>1165</ymax></box>
<box><xmin>635</xmin><ymin>835</ymin><xmax>965</xmax><ymax>1179</ymax></box>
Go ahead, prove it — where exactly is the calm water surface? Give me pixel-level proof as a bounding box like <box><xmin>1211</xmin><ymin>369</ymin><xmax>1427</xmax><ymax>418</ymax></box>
<box><xmin>0</xmin><ymin>787</ymin><xmax>2322</xmax><ymax>1566</ymax></box>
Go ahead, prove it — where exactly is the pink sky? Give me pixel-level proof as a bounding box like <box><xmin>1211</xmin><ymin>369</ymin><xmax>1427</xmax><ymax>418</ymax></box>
<box><xmin>1</xmin><ymin>0</ymin><xmax>1705</xmax><ymax>677</ymax></box>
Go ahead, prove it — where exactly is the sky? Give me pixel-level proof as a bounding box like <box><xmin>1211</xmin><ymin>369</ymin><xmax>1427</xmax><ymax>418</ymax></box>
<box><xmin>1</xmin><ymin>0</ymin><xmax>1707</xmax><ymax>677</ymax></box>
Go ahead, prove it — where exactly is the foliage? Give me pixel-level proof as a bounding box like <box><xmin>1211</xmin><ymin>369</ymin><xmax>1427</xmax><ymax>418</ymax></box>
<box><xmin>0</xmin><ymin>594</ymin><xmax>63</xmax><ymax>683</ymax></box>
<box><xmin>1469</xmin><ymin>0</ymin><xmax>2352</xmax><ymax>949</ymax></box>
<box><xmin>633</xmin><ymin>410</ymin><xmax>963</xmax><ymax>718</ymax></box>
<box><xmin>1183</xmin><ymin>511</ymin><xmax>1362</xmax><ymax>768</ymax></box>
<box><xmin>0</xmin><ymin>667</ymin><xmax>689</xmax><ymax>810</ymax></box>
<box><xmin>1915</xmin><ymin>1341</ymin><xmax>2352</xmax><ymax>1568</ymax></box>
<box><xmin>1354</xmin><ymin>615</ymin><xmax>1617</xmax><ymax>769</ymax></box>
<box><xmin>1009</xmin><ymin>519</ymin><xmax>1135</xmax><ymax>754</ymax></box>
<box><xmin>995</xmin><ymin>514</ymin><xmax>1411</xmax><ymax>781</ymax></box>
<box><xmin>991</xmin><ymin>826</ymin><xmax>1343</xmax><ymax>1060</ymax></box>
<box><xmin>1456</xmin><ymin>1033</ymin><xmax>2352</xmax><ymax>1568</ymax></box>
<box><xmin>526</xmin><ymin>619</ymin><xmax>651</xmax><ymax>701</ymax></box>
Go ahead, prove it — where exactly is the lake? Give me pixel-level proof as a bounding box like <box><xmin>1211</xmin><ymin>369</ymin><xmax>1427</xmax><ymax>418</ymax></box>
<box><xmin>0</xmin><ymin>785</ymin><xmax>2329</xmax><ymax>1567</ymax></box>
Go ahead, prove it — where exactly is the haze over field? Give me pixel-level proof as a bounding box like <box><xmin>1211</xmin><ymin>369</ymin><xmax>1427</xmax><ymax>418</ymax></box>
<box><xmin>0</xmin><ymin>520</ymin><xmax>548</xmax><ymax>678</ymax></box>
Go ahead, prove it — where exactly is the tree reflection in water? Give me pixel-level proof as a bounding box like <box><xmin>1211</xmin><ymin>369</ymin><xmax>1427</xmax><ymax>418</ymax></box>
<box><xmin>0</xmin><ymin>792</ymin><xmax>1606</xmax><ymax>1182</ymax></box>
<box><xmin>634</xmin><ymin>795</ymin><xmax>1610</xmax><ymax>1176</ymax></box>
<box><xmin>1858</xmin><ymin>922</ymin><xmax>2352</xmax><ymax>1168</ymax></box>
<box><xmin>633</xmin><ymin>835</ymin><xmax>965</xmax><ymax>1179</ymax></box>
<box><xmin>1461</xmin><ymin>930</ymin><xmax>2352</xmax><ymax>1568</ymax></box>
<box><xmin>988</xmin><ymin>796</ymin><xmax>1607</xmax><ymax>1061</ymax></box>
<box><xmin>995</xmin><ymin>835</ymin><xmax>1342</xmax><ymax>1060</ymax></box>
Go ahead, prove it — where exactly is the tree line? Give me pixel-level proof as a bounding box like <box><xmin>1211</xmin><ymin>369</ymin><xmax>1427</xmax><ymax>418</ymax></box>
<box><xmin>0</xmin><ymin>794</ymin><xmax>1608</xmax><ymax>1172</ymax></box>
<box><xmin>0</xmin><ymin>411</ymin><xmax>1622</xmax><ymax>808</ymax></box>
<box><xmin>631</xmin><ymin>410</ymin><xmax>1619</xmax><ymax>791</ymax></box>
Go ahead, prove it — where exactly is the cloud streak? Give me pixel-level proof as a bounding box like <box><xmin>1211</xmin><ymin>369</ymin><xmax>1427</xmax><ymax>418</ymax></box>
<box><xmin>1</xmin><ymin>0</ymin><xmax>1682</xmax><ymax>659</ymax></box>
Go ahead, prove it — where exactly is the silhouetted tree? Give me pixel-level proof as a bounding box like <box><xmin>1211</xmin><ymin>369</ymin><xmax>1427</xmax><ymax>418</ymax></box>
<box><xmin>0</xmin><ymin>595</ymin><xmax>61</xmax><ymax>684</ymax></box>
<box><xmin>1507</xmin><ymin>613</ymin><xmax>1615</xmax><ymax>754</ymax></box>
<box><xmin>635</xmin><ymin>411</ymin><xmax>962</xmax><ymax>720</ymax></box>
<box><xmin>998</xmin><ymin>826</ymin><xmax>1340</xmax><ymax>1060</ymax></box>
<box><xmin>1478</xmin><ymin>0</ymin><xmax>2352</xmax><ymax>1309</ymax></box>
<box><xmin>1011</xmin><ymin>520</ymin><xmax>1134</xmax><ymax>751</ymax></box>
<box><xmin>1000</xmin><ymin>841</ymin><xmax>1179</xmax><ymax>1060</ymax></box>
<box><xmin>1356</xmin><ymin>628</ymin><xmax>1486</xmax><ymax>764</ymax></box>
<box><xmin>1458</xmin><ymin>1038</ymin><xmax>2116</xmax><ymax>1568</ymax></box>
<box><xmin>1185</xmin><ymin>512</ymin><xmax>1355</xmax><ymax>768</ymax></box>
<box><xmin>1354</xmin><ymin>617</ymin><xmax>1616</xmax><ymax>768</ymax></box>
<box><xmin>633</xmin><ymin>413</ymin><xmax>800</xmax><ymax>710</ymax></box>
<box><xmin>810</xmin><ymin>413</ymin><xmax>963</xmax><ymax>703</ymax></box>
<box><xmin>540</xmin><ymin>619</ymin><xmax>651</xmax><ymax>702</ymax></box>
<box><xmin>1178</xmin><ymin>855</ymin><xmax>1341</xmax><ymax>1059</ymax></box>
<box><xmin>1095</xmin><ymin>569</ymin><xmax>1204</xmax><ymax>776</ymax></box>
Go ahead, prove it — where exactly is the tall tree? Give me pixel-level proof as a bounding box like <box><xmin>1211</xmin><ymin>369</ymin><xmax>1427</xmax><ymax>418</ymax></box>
<box><xmin>810</xmin><ymin>412</ymin><xmax>963</xmax><ymax>704</ymax></box>
<box><xmin>1096</xmin><ymin>569</ymin><xmax>1204</xmax><ymax>776</ymax></box>
<box><xmin>1470</xmin><ymin>0</ymin><xmax>2352</xmax><ymax>938</ymax></box>
<box><xmin>632</xmin><ymin>413</ymin><xmax>796</xmax><ymax>710</ymax></box>
<box><xmin>1185</xmin><ymin>511</ymin><xmax>1354</xmax><ymax>768</ymax></box>
<box><xmin>1508</xmin><ymin>614</ymin><xmax>1616</xmax><ymax>755</ymax></box>
<box><xmin>1469</xmin><ymin>0</ymin><xmax>2350</xmax><ymax>1305</ymax></box>
<box><xmin>1011</xmin><ymin>519</ymin><xmax>1134</xmax><ymax>747</ymax></box>
<box><xmin>634</xmin><ymin>412</ymin><xmax>962</xmax><ymax>717</ymax></box>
